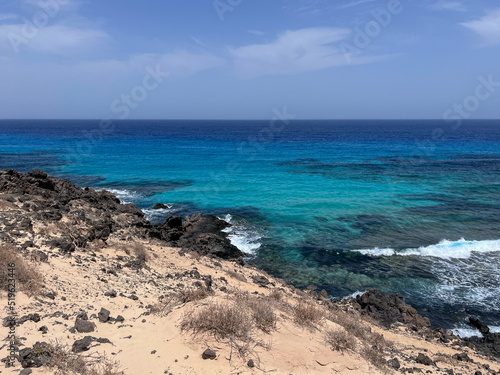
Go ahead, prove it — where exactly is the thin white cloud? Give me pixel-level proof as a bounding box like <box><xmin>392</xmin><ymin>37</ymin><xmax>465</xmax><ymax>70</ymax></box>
<box><xmin>337</xmin><ymin>0</ymin><xmax>375</xmax><ymax>10</ymax></box>
<box><xmin>0</xmin><ymin>23</ymin><xmax>110</xmax><ymax>55</ymax></box>
<box><xmin>247</xmin><ymin>29</ymin><xmax>265</xmax><ymax>36</ymax></box>
<box><xmin>429</xmin><ymin>1</ymin><xmax>466</xmax><ymax>12</ymax></box>
<box><xmin>230</xmin><ymin>27</ymin><xmax>386</xmax><ymax>78</ymax></box>
<box><xmin>0</xmin><ymin>13</ymin><xmax>18</xmax><ymax>21</ymax></box>
<box><xmin>461</xmin><ymin>9</ymin><xmax>500</xmax><ymax>45</ymax></box>
<box><xmin>75</xmin><ymin>51</ymin><xmax>225</xmax><ymax>79</ymax></box>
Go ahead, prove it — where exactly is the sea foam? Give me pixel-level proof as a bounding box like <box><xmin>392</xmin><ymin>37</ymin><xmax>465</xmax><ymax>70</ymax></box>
<box><xmin>220</xmin><ymin>214</ymin><xmax>262</xmax><ymax>255</ymax></box>
<box><xmin>354</xmin><ymin>238</ymin><xmax>500</xmax><ymax>260</ymax></box>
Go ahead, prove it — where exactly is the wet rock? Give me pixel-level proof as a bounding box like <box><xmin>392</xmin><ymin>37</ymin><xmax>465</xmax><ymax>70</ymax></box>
<box><xmin>202</xmin><ymin>349</ymin><xmax>216</xmax><ymax>360</ymax></box>
<box><xmin>153</xmin><ymin>203</ymin><xmax>170</xmax><ymax>209</ymax></box>
<box><xmin>469</xmin><ymin>317</ymin><xmax>490</xmax><ymax>335</ymax></box>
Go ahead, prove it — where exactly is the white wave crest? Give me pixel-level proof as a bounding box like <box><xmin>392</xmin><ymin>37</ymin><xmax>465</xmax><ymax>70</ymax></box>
<box><xmin>342</xmin><ymin>290</ymin><xmax>366</xmax><ymax>300</ymax></box>
<box><xmin>96</xmin><ymin>188</ymin><xmax>140</xmax><ymax>204</ymax></box>
<box><xmin>452</xmin><ymin>326</ymin><xmax>500</xmax><ymax>338</ymax></box>
<box><xmin>142</xmin><ymin>206</ymin><xmax>176</xmax><ymax>221</ymax></box>
<box><xmin>219</xmin><ymin>214</ymin><xmax>262</xmax><ymax>255</ymax></box>
<box><xmin>354</xmin><ymin>238</ymin><xmax>500</xmax><ymax>260</ymax></box>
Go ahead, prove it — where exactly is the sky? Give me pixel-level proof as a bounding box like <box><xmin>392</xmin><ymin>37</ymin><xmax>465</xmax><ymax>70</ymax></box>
<box><xmin>0</xmin><ymin>0</ymin><xmax>499</xmax><ymax>120</ymax></box>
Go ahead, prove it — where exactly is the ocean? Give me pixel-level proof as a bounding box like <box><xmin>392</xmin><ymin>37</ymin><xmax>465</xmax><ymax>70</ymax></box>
<box><xmin>1</xmin><ymin>119</ymin><xmax>500</xmax><ymax>334</ymax></box>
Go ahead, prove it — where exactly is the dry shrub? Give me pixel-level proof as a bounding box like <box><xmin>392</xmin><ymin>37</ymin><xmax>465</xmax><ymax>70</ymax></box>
<box><xmin>360</xmin><ymin>345</ymin><xmax>387</xmax><ymax>370</ymax></box>
<box><xmin>242</xmin><ymin>295</ymin><xmax>277</xmax><ymax>333</ymax></box>
<box><xmin>268</xmin><ymin>288</ymin><xmax>284</xmax><ymax>302</ymax></box>
<box><xmin>293</xmin><ymin>301</ymin><xmax>324</xmax><ymax>327</ymax></box>
<box><xmin>330</xmin><ymin>312</ymin><xmax>370</xmax><ymax>341</ymax></box>
<box><xmin>0</xmin><ymin>243</ymin><xmax>43</xmax><ymax>296</ymax></box>
<box><xmin>180</xmin><ymin>301</ymin><xmax>253</xmax><ymax>340</ymax></box>
<box><xmin>231</xmin><ymin>291</ymin><xmax>277</xmax><ymax>333</ymax></box>
<box><xmin>325</xmin><ymin>328</ymin><xmax>356</xmax><ymax>352</ymax></box>
<box><xmin>43</xmin><ymin>342</ymin><xmax>124</xmax><ymax>375</ymax></box>
<box><xmin>152</xmin><ymin>286</ymin><xmax>212</xmax><ymax>316</ymax></box>
<box><xmin>131</xmin><ymin>242</ymin><xmax>148</xmax><ymax>263</ymax></box>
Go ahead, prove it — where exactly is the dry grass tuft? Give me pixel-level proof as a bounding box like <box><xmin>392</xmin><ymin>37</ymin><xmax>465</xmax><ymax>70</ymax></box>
<box><xmin>268</xmin><ymin>289</ymin><xmax>284</xmax><ymax>302</ymax></box>
<box><xmin>0</xmin><ymin>243</ymin><xmax>43</xmax><ymax>296</ymax></box>
<box><xmin>235</xmin><ymin>292</ymin><xmax>277</xmax><ymax>333</ymax></box>
<box><xmin>131</xmin><ymin>242</ymin><xmax>148</xmax><ymax>263</ymax></box>
<box><xmin>325</xmin><ymin>328</ymin><xmax>356</xmax><ymax>352</ymax></box>
<box><xmin>330</xmin><ymin>312</ymin><xmax>370</xmax><ymax>341</ymax></box>
<box><xmin>44</xmin><ymin>342</ymin><xmax>124</xmax><ymax>375</ymax></box>
<box><xmin>327</xmin><ymin>311</ymin><xmax>391</xmax><ymax>370</ymax></box>
<box><xmin>360</xmin><ymin>345</ymin><xmax>387</xmax><ymax>370</ymax></box>
<box><xmin>293</xmin><ymin>301</ymin><xmax>324</xmax><ymax>327</ymax></box>
<box><xmin>152</xmin><ymin>286</ymin><xmax>212</xmax><ymax>316</ymax></box>
<box><xmin>180</xmin><ymin>301</ymin><xmax>253</xmax><ymax>340</ymax></box>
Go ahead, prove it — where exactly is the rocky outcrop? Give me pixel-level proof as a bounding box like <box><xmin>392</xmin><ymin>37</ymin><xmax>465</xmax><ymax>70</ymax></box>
<box><xmin>0</xmin><ymin>169</ymin><xmax>244</xmax><ymax>263</ymax></box>
<box><xmin>349</xmin><ymin>289</ymin><xmax>431</xmax><ymax>332</ymax></box>
<box><xmin>462</xmin><ymin>318</ymin><xmax>500</xmax><ymax>358</ymax></box>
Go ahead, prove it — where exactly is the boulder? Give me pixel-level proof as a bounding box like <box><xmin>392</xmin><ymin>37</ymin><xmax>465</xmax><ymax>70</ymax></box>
<box><xmin>354</xmin><ymin>289</ymin><xmax>431</xmax><ymax>331</ymax></box>
<box><xmin>98</xmin><ymin>308</ymin><xmax>111</xmax><ymax>323</ymax></box>
<box><xmin>202</xmin><ymin>349</ymin><xmax>217</xmax><ymax>360</ymax></box>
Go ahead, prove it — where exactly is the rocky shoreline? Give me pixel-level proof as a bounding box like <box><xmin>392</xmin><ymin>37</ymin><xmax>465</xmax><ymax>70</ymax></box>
<box><xmin>1</xmin><ymin>169</ymin><xmax>499</xmax><ymax>374</ymax></box>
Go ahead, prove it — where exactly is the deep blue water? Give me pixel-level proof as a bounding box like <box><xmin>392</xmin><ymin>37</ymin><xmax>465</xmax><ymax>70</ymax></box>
<box><xmin>1</xmin><ymin>119</ymin><xmax>500</xmax><ymax>334</ymax></box>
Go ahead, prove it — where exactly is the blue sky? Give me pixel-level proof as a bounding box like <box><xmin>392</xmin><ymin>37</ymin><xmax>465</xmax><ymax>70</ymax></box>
<box><xmin>0</xmin><ymin>0</ymin><xmax>499</xmax><ymax>119</ymax></box>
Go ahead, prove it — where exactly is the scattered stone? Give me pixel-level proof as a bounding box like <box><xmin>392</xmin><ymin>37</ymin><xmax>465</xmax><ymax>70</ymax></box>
<box><xmin>98</xmin><ymin>308</ymin><xmax>111</xmax><ymax>323</ymax></box>
<box><xmin>19</xmin><ymin>342</ymin><xmax>51</xmax><ymax>368</ymax></box>
<box><xmin>202</xmin><ymin>349</ymin><xmax>216</xmax><ymax>360</ymax></box>
<box><xmin>20</xmin><ymin>369</ymin><xmax>33</xmax><ymax>375</ymax></box>
<box><xmin>72</xmin><ymin>336</ymin><xmax>93</xmax><ymax>353</ymax></box>
<box><xmin>75</xmin><ymin>315</ymin><xmax>96</xmax><ymax>333</ymax></box>
<box><xmin>416</xmin><ymin>353</ymin><xmax>434</xmax><ymax>366</ymax></box>
<box><xmin>115</xmin><ymin>315</ymin><xmax>125</xmax><ymax>323</ymax></box>
<box><xmin>247</xmin><ymin>359</ymin><xmax>255</xmax><ymax>368</ymax></box>
<box><xmin>387</xmin><ymin>357</ymin><xmax>401</xmax><ymax>370</ymax></box>
<box><xmin>39</xmin><ymin>325</ymin><xmax>48</xmax><ymax>334</ymax></box>
<box><xmin>452</xmin><ymin>352</ymin><xmax>472</xmax><ymax>362</ymax></box>
<box><xmin>251</xmin><ymin>275</ymin><xmax>271</xmax><ymax>288</ymax></box>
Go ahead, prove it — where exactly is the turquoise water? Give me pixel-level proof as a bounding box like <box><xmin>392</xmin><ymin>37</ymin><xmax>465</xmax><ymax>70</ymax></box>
<box><xmin>1</xmin><ymin>119</ymin><xmax>500</xmax><ymax>331</ymax></box>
